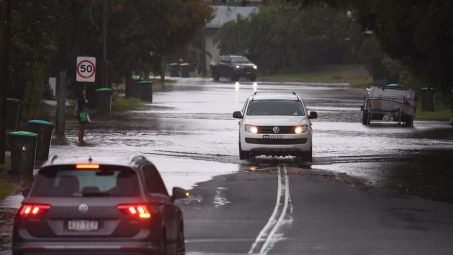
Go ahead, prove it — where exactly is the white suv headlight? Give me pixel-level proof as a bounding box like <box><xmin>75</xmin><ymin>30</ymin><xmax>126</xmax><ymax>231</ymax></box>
<box><xmin>294</xmin><ymin>125</ymin><xmax>308</xmax><ymax>134</ymax></box>
<box><xmin>245</xmin><ymin>124</ymin><xmax>258</xmax><ymax>134</ymax></box>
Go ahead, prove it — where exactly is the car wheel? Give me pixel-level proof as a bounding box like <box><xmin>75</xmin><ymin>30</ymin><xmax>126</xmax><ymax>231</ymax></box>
<box><xmin>362</xmin><ymin>110</ymin><xmax>370</xmax><ymax>125</ymax></box>
<box><xmin>213</xmin><ymin>73</ymin><xmax>219</xmax><ymax>81</ymax></box>
<box><xmin>298</xmin><ymin>149</ymin><xmax>312</xmax><ymax>162</ymax></box>
<box><xmin>403</xmin><ymin>117</ymin><xmax>414</xmax><ymax>127</ymax></box>
<box><xmin>231</xmin><ymin>74</ymin><xmax>239</xmax><ymax>82</ymax></box>
<box><xmin>250</xmin><ymin>75</ymin><xmax>256</xmax><ymax>81</ymax></box>
<box><xmin>176</xmin><ymin>223</ymin><xmax>185</xmax><ymax>255</ymax></box>
<box><xmin>159</xmin><ymin>232</ymin><xmax>167</xmax><ymax>255</ymax></box>
<box><xmin>239</xmin><ymin>141</ymin><xmax>249</xmax><ymax>160</ymax></box>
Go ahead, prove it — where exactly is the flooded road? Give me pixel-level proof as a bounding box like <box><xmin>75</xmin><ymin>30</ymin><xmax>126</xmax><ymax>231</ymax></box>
<box><xmin>50</xmin><ymin>78</ymin><xmax>453</xmax><ymax>203</ymax></box>
<box><xmin>2</xmin><ymin>78</ymin><xmax>452</xmax><ymax>255</ymax></box>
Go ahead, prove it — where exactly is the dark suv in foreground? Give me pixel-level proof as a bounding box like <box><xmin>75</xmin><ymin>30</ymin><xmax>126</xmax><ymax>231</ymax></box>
<box><xmin>12</xmin><ymin>155</ymin><xmax>187</xmax><ymax>255</ymax></box>
<box><xmin>210</xmin><ymin>55</ymin><xmax>257</xmax><ymax>81</ymax></box>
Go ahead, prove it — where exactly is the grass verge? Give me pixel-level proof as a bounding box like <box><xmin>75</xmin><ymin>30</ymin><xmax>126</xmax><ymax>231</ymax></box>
<box><xmin>416</xmin><ymin>102</ymin><xmax>452</xmax><ymax>121</ymax></box>
<box><xmin>0</xmin><ymin>154</ymin><xmax>19</xmax><ymax>201</ymax></box>
<box><xmin>112</xmin><ymin>97</ymin><xmax>146</xmax><ymax>112</ymax></box>
<box><xmin>258</xmin><ymin>65</ymin><xmax>372</xmax><ymax>88</ymax></box>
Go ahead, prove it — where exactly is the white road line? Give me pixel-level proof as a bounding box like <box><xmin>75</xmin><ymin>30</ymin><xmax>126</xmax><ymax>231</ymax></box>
<box><xmin>248</xmin><ymin>166</ymin><xmax>291</xmax><ymax>255</ymax></box>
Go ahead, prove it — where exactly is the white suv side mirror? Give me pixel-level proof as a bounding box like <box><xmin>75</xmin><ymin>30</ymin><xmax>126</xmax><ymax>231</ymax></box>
<box><xmin>233</xmin><ymin>111</ymin><xmax>243</xmax><ymax>119</ymax></box>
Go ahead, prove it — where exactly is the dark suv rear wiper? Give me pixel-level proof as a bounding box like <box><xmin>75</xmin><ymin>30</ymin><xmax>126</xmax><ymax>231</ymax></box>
<box><xmin>81</xmin><ymin>191</ymin><xmax>111</xmax><ymax>197</ymax></box>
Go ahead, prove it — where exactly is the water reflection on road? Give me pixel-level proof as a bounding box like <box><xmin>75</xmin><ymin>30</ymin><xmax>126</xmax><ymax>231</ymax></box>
<box><xmin>51</xmin><ymin>78</ymin><xmax>453</xmax><ymax>203</ymax></box>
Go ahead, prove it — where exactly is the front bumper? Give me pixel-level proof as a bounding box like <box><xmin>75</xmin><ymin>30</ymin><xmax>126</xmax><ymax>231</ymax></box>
<box><xmin>241</xmin><ymin>133</ymin><xmax>312</xmax><ymax>155</ymax></box>
<box><xmin>232</xmin><ymin>68</ymin><xmax>256</xmax><ymax>77</ymax></box>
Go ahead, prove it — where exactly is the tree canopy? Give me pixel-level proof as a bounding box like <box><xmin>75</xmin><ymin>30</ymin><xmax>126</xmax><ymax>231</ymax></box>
<box><xmin>289</xmin><ymin>0</ymin><xmax>453</xmax><ymax>93</ymax></box>
<box><xmin>215</xmin><ymin>4</ymin><xmax>362</xmax><ymax>74</ymax></box>
<box><xmin>2</xmin><ymin>0</ymin><xmax>213</xmax><ymax>118</ymax></box>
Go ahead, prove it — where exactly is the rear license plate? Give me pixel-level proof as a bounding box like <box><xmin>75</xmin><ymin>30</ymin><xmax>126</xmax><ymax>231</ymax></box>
<box><xmin>263</xmin><ymin>135</ymin><xmax>284</xmax><ymax>139</ymax></box>
<box><xmin>67</xmin><ymin>220</ymin><xmax>98</xmax><ymax>231</ymax></box>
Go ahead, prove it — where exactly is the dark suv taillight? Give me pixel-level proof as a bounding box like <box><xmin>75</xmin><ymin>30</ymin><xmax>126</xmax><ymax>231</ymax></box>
<box><xmin>117</xmin><ymin>204</ymin><xmax>152</xmax><ymax>220</ymax></box>
<box><xmin>19</xmin><ymin>204</ymin><xmax>51</xmax><ymax>218</ymax></box>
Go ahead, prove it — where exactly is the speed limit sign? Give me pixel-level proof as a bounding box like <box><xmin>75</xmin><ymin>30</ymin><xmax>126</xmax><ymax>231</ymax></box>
<box><xmin>76</xmin><ymin>56</ymin><xmax>96</xmax><ymax>82</ymax></box>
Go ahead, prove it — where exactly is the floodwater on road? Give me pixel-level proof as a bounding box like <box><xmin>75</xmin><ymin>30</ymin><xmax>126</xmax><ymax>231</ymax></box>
<box><xmin>1</xmin><ymin>78</ymin><xmax>452</xmax><ymax>255</ymax></box>
<box><xmin>49</xmin><ymin>78</ymin><xmax>453</xmax><ymax>203</ymax></box>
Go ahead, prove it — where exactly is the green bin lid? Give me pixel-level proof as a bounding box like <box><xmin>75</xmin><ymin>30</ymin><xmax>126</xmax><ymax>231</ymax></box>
<box><xmin>96</xmin><ymin>88</ymin><xmax>113</xmax><ymax>93</ymax></box>
<box><xmin>169</xmin><ymin>63</ymin><xmax>179</xmax><ymax>66</ymax></box>
<box><xmin>28</xmin><ymin>120</ymin><xmax>55</xmax><ymax>127</ymax></box>
<box><xmin>137</xmin><ymin>80</ymin><xmax>153</xmax><ymax>85</ymax></box>
<box><xmin>8</xmin><ymin>131</ymin><xmax>38</xmax><ymax>138</ymax></box>
<box><xmin>6</xmin><ymin>98</ymin><xmax>22</xmax><ymax>103</ymax></box>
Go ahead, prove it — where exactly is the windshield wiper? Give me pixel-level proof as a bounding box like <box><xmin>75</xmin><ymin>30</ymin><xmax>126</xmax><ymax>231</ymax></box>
<box><xmin>81</xmin><ymin>191</ymin><xmax>111</xmax><ymax>197</ymax></box>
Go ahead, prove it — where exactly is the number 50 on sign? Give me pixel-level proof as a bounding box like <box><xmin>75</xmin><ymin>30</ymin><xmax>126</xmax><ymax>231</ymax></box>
<box><xmin>76</xmin><ymin>56</ymin><xmax>96</xmax><ymax>82</ymax></box>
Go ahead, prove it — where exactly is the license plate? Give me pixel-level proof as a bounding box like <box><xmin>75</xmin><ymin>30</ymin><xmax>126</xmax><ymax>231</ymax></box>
<box><xmin>263</xmin><ymin>135</ymin><xmax>284</xmax><ymax>139</ymax></box>
<box><xmin>67</xmin><ymin>220</ymin><xmax>98</xmax><ymax>231</ymax></box>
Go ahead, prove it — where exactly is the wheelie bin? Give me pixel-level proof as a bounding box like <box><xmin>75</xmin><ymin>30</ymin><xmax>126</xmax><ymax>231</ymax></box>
<box><xmin>8</xmin><ymin>131</ymin><xmax>38</xmax><ymax>180</ymax></box>
<box><xmin>138</xmin><ymin>80</ymin><xmax>153</xmax><ymax>102</ymax></box>
<box><xmin>28</xmin><ymin>120</ymin><xmax>55</xmax><ymax>161</ymax></box>
<box><xmin>96</xmin><ymin>88</ymin><xmax>113</xmax><ymax>114</ymax></box>
<box><xmin>180</xmin><ymin>63</ymin><xmax>190</xmax><ymax>77</ymax></box>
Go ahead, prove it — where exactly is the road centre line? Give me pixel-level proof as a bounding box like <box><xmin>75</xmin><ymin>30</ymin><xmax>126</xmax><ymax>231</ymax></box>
<box><xmin>248</xmin><ymin>166</ymin><xmax>291</xmax><ymax>255</ymax></box>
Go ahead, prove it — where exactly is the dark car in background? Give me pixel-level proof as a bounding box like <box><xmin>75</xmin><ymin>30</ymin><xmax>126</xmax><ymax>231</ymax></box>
<box><xmin>12</xmin><ymin>155</ymin><xmax>187</xmax><ymax>255</ymax></box>
<box><xmin>210</xmin><ymin>55</ymin><xmax>258</xmax><ymax>81</ymax></box>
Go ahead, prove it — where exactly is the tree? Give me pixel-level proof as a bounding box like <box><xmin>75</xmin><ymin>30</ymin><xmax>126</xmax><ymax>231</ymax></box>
<box><xmin>289</xmin><ymin>0</ymin><xmax>453</xmax><ymax>120</ymax></box>
<box><xmin>215</xmin><ymin>3</ymin><xmax>362</xmax><ymax>73</ymax></box>
<box><xmin>109</xmin><ymin>0</ymin><xmax>213</xmax><ymax>83</ymax></box>
<box><xmin>0</xmin><ymin>0</ymin><xmax>213</xmax><ymax>161</ymax></box>
<box><xmin>0</xmin><ymin>0</ymin><xmax>12</xmax><ymax>164</ymax></box>
<box><xmin>7</xmin><ymin>1</ymin><xmax>72</xmax><ymax>118</ymax></box>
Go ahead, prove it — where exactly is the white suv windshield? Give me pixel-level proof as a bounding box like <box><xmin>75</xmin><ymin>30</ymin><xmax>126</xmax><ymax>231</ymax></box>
<box><xmin>246</xmin><ymin>100</ymin><xmax>305</xmax><ymax>116</ymax></box>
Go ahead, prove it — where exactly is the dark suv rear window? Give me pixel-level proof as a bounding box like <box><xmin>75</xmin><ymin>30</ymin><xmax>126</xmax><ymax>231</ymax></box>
<box><xmin>31</xmin><ymin>167</ymin><xmax>140</xmax><ymax>197</ymax></box>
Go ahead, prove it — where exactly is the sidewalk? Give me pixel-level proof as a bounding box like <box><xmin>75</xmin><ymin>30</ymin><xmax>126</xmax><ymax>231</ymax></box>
<box><xmin>0</xmin><ymin>207</ymin><xmax>16</xmax><ymax>253</ymax></box>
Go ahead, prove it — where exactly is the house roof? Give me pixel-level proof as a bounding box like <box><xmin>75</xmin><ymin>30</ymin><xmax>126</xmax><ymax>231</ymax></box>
<box><xmin>207</xmin><ymin>5</ymin><xmax>258</xmax><ymax>29</ymax></box>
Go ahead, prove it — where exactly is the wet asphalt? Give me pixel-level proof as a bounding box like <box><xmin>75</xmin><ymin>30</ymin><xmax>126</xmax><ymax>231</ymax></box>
<box><xmin>1</xmin><ymin>77</ymin><xmax>453</xmax><ymax>254</ymax></box>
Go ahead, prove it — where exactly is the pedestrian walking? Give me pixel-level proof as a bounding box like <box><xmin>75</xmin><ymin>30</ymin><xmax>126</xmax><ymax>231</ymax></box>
<box><xmin>76</xmin><ymin>88</ymin><xmax>90</xmax><ymax>145</ymax></box>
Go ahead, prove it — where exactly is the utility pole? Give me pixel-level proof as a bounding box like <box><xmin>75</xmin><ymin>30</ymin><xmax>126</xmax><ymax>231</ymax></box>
<box><xmin>102</xmin><ymin>0</ymin><xmax>109</xmax><ymax>88</ymax></box>
<box><xmin>0</xmin><ymin>0</ymin><xmax>12</xmax><ymax>164</ymax></box>
<box><xmin>200</xmin><ymin>27</ymin><xmax>207</xmax><ymax>76</ymax></box>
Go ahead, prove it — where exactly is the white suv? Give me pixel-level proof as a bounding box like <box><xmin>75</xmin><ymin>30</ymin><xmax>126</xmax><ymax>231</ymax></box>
<box><xmin>233</xmin><ymin>92</ymin><xmax>317</xmax><ymax>161</ymax></box>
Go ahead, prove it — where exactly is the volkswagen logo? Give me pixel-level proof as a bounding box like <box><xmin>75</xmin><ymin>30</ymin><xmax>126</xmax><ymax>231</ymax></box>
<box><xmin>272</xmin><ymin>126</ymin><xmax>280</xmax><ymax>134</ymax></box>
<box><xmin>78</xmin><ymin>204</ymin><xmax>89</xmax><ymax>214</ymax></box>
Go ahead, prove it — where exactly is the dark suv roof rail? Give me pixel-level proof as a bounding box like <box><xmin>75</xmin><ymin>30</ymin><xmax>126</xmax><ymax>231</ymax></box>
<box><xmin>292</xmin><ymin>92</ymin><xmax>296</xmax><ymax>95</ymax></box>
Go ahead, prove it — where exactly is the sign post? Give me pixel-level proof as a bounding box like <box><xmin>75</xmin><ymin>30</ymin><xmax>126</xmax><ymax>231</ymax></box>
<box><xmin>76</xmin><ymin>57</ymin><xmax>96</xmax><ymax>82</ymax></box>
